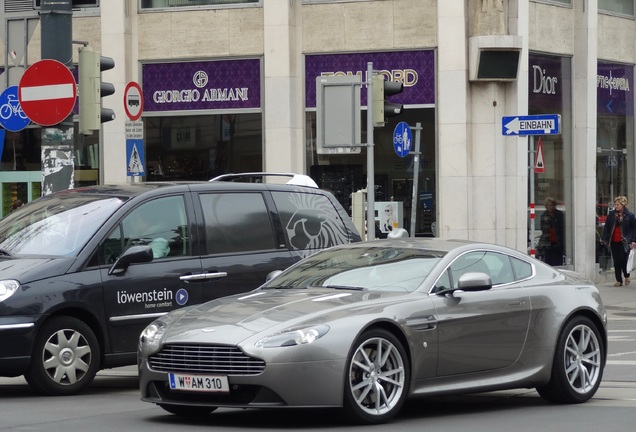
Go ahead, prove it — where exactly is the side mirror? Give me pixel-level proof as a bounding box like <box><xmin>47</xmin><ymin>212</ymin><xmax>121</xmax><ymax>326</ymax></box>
<box><xmin>266</xmin><ymin>270</ymin><xmax>283</xmax><ymax>282</ymax></box>
<box><xmin>457</xmin><ymin>272</ymin><xmax>492</xmax><ymax>291</ymax></box>
<box><xmin>108</xmin><ymin>245</ymin><xmax>153</xmax><ymax>275</ymax></box>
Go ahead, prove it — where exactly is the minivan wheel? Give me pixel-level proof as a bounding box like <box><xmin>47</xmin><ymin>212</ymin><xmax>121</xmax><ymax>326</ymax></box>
<box><xmin>25</xmin><ymin>316</ymin><xmax>100</xmax><ymax>396</ymax></box>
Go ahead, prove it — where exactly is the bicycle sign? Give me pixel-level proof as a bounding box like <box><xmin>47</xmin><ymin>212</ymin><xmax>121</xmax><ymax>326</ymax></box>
<box><xmin>393</xmin><ymin>121</ymin><xmax>412</xmax><ymax>158</ymax></box>
<box><xmin>0</xmin><ymin>86</ymin><xmax>30</xmax><ymax>132</ymax></box>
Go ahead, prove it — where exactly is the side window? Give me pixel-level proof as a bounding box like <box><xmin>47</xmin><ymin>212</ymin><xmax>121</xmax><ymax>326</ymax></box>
<box><xmin>432</xmin><ymin>269</ymin><xmax>452</xmax><ymax>293</ymax></box>
<box><xmin>200</xmin><ymin>193</ymin><xmax>276</xmax><ymax>254</ymax></box>
<box><xmin>272</xmin><ymin>191</ymin><xmax>349</xmax><ymax>251</ymax></box>
<box><xmin>511</xmin><ymin>256</ymin><xmax>533</xmax><ymax>280</ymax></box>
<box><xmin>483</xmin><ymin>252</ymin><xmax>515</xmax><ymax>285</ymax></box>
<box><xmin>97</xmin><ymin>195</ymin><xmax>189</xmax><ymax>265</ymax></box>
<box><xmin>449</xmin><ymin>252</ymin><xmax>490</xmax><ymax>288</ymax></box>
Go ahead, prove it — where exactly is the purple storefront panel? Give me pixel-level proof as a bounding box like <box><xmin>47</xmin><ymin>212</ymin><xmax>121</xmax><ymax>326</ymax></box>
<box><xmin>597</xmin><ymin>62</ymin><xmax>633</xmax><ymax>116</ymax></box>
<box><xmin>142</xmin><ymin>59</ymin><xmax>261</xmax><ymax>112</ymax></box>
<box><xmin>305</xmin><ymin>50</ymin><xmax>435</xmax><ymax>108</ymax></box>
<box><xmin>528</xmin><ymin>54</ymin><xmax>565</xmax><ymax>114</ymax></box>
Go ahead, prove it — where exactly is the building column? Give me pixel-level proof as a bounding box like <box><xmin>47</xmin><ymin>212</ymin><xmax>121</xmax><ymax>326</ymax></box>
<box><xmin>263</xmin><ymin>0</ymin><xmax>304</xmax><ymax>174</ymax></box>
<box><xmin>437</xmin><ymin>0</ymin><xmax>470</xmax><ymax>239</ymax></box>
<box><xmin>101</xmin><ymin>1</ymin><xmax>135</xmax><ymax>184</ymax></box>
<box><xmin>573</xmin><ymin>0</ymin><xmax>598</xmax><ymax>280</ymax></box>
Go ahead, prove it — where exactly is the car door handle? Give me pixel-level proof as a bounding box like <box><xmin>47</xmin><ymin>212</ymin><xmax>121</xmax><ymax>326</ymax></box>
<box><xmin>180</xmin><ymin>272</ymin><xmax>228</xmax><ymax>282</ymax></box>
<box><xmin>508</xmin><ymin>300</ymin><xmax>525</xmax><ymax>307</ymax></box>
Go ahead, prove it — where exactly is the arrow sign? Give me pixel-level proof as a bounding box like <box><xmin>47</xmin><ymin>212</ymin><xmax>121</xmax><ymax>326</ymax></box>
<box><xmin>18</xmin><ymin>59</ymin><xmax>77</xmax><ymax>126</ymax></box>
<box><xmin>502</xmin><ymin>114</ymin><xmax>560</xmax><ymax>136</ymax></box>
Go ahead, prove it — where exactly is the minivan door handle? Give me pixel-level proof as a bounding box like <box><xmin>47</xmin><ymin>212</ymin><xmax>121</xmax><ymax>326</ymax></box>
<box><xmin>180</xmin><ymin>272</ymin><xmax>228</xmax><ymax>282</ymax></box>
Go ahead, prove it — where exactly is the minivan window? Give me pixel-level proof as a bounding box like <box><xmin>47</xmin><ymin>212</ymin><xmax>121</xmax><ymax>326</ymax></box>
<box><xmin>0</xmin><ymin>195</ymin><xmax>124</xmax><ymax>257</ymax></box>
<box><xmin>200</xmin><ymin>193</ymin><xmax>276</xmax><ymax>254</ymax></box>
<box><xmin>271</xmin><ymin>191</ymin><xmax>349</xmax><ymax>251</ymax></box>
<box><xmin>97</xmin><ymin>195</ymin><xmax>189</xmax><ymax>265</ymax></box>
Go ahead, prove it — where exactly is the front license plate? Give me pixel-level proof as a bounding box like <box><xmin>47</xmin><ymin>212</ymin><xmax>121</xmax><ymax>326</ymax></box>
<box><xmin>168</xmin><ymin>373</ymin><xmax>230</xmax><ymax>393</ymax></box>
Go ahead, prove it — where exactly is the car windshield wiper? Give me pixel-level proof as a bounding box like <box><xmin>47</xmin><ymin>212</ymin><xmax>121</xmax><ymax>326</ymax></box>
<box><xmin>322</xmin><ymin>285</ymin><xmax>365</xmax><ymax>291</ymax></box>
<box><xmin>268</xmin><ymin>285</ymin><xmax>306</xmax><ymax>289</ymax></box>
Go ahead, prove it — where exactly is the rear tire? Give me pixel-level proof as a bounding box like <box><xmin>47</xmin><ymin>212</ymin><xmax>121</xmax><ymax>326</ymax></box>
<box><xmin>158</xmin><ymin>404</ymin><xmax>217</xmax><ymax>416</ymax></box>
<box><xmin>536</xmin><ymin>316</ymin><xmax>604</xmax><ymax>403</ymax></box>
<box><xmin>25</xmin><ymin>316</ymin><xmax>100</xmax><ymax>396</ymax></box>
<box><xmin>343</xmin><ymin>328</ymin><xmax>410</xmax><ymax>424</ymax></box>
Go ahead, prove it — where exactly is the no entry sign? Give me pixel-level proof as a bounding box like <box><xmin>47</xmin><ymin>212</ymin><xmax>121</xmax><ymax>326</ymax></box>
<box><xmin>18</xmin><ymin>59</ymin><xmax>77</xmax><ymax>126</ymax></box>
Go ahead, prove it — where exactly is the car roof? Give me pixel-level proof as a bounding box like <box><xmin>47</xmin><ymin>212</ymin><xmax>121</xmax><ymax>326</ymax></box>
<box><xmin>340</xmin><ymin>238</ymin><xmax>523</xmax><ymax>255</ymax></box>
<box><xmin>45</xmin><ymin>181</ymin><xmax>325</xmax><ymax>200</ymax></box>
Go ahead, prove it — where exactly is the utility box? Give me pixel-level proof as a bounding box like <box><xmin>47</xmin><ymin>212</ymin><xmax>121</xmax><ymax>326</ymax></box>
<box><xmin>351</xmin><ymin>189</ymin><xmax>367</xmax><ymax>240</ymax></box>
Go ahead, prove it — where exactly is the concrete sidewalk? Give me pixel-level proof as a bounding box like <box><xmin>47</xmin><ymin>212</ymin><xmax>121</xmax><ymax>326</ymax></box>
<box><xmin>596</xmin><ymin>279</ymin><xmax>636</xmax><ymax>322</ymax></box>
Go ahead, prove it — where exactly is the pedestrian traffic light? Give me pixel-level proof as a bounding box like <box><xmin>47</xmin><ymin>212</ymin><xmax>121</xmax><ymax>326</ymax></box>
<box><xmin>372</xmin><ymin>75</ymin><xmax>404</xmax><ymax>128</ymax></box>
<box><xmin>79</xmin><ymin>46</ymin><xmax>115</xmax><ymax>134</ymax></box>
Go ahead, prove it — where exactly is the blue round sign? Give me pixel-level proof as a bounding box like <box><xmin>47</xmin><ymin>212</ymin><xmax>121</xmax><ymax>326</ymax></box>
<box><xmin>393</xmin><ymin>121</ymin><xmax>412</xmax><ymax>158</ymax></box>
<box><xmin>0</xmin><ymin>85</ymin><xmax>31</xmax><ymax>132</ymax></box>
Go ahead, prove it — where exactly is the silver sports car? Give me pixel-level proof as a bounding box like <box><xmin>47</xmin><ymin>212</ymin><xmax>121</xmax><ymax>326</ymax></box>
<box><xmin>138</xmin><ymin>239</ymin><xmax>607</xmax><ymax>424</ymax></box>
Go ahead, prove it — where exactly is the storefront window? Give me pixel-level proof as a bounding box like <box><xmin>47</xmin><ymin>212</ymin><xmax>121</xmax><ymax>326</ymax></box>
<box><xmin>596</xmin><ymin>61</ymin><xmax>634</xmax><ymax>270</ymax></box>
<box><xmin>304</xmin><ymin>50</ymin><xmax>436</xmax><ymax>237</ymax></box>
<box><xmin>528</xmin><ymin>53</ymin><xmax>572</xmax><ymax>267</ymax></box>
<box><xmin>143</xmin><ymin>114</ymin><xmax>262</xmax><ymax>181</ymax></box>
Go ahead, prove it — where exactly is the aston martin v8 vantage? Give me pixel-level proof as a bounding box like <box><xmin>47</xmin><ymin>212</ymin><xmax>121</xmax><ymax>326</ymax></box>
<box><xmin>138</xmin><ymin>238</ymin><xmax>607</xmax><ymax>424</ymax></box>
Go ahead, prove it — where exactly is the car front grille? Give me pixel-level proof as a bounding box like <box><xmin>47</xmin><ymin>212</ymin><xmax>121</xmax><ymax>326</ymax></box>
<box><xmin>148</xmin><ymin>344</ymin><xmax>265</xmax><ymax>375</ymax></box>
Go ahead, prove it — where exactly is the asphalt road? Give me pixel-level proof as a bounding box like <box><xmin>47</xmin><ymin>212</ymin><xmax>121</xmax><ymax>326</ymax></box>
<box><xmin>1</xmin><ymin>280</ymin><xmax>635</xmax><ymax>431</ymax></box>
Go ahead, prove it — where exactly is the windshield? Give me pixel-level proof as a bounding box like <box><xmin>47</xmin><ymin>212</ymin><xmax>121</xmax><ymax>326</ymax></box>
<box><xmin>265</xmin><ymin>245</ymin><xmax>445</xmax><ymax>292</ymax></box>
<box><xmin>0</xmin><ymin>194</ymin><xmax>125</xmax><ymax>257</ymax></box>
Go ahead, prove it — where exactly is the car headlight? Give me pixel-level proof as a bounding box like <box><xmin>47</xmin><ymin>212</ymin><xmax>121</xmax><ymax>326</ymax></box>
<box><xmin>0</xmin><ymin>280</ymin><xmax>20</xmax><ymax>302</ymax></box>
<box><xmin>255</xmin><ymin>324</ymin><xmax>329</xmax><ymax>348</ymax></box>
<box><xmin>139</xmin><ymin>321</ymin><xmax>167</xmax><ymax>351</ymax></box>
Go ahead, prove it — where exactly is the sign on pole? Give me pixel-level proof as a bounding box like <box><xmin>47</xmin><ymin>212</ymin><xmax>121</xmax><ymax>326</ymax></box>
<box><xmin>126</xmin><ymin>120</ymin><xmax>145</xmax><ymax>177</ymax></box>
<box><xmin>534</xmin><ymin>137</ymin><xmax>545</xmax><ymax>173</ymax></box>
<box><xmin>0</xmin><ymin>86</ymin><xmax>31</xmax><ymax>132</ymax></box>
<box><xmin>123</xmin><ymin>81</ymin><xmax>144</xmax><ymax>121</ymax></box>
<box><xmin>18</xmin><ymin>59</ymin><xmax>76</xmax><ymax>126</ymax></box>
<box><xmin>393</xmin><ymin>121</ymin><xmax>412</xmax><ymax>158</ymax></box>
<box><xmin>315</xmin><ymin>75</ymin><xmax>362</xmax><ymax>154</ymax></box>
<box><xmin>502</xmin><ymin>114</ymin><xmax>560</xmax><ymax>136</ymax></box>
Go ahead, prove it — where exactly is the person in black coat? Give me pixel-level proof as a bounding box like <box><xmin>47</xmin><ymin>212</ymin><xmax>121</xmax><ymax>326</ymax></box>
<box><xmin>538</xmin><ymin>197</ymin><xmax>566</xmax><ymax>266</ymax></box>
<box><xmin>601</xmin><ymin>195</ymin><xmax>636</xmax><ymax>286</ymax></box>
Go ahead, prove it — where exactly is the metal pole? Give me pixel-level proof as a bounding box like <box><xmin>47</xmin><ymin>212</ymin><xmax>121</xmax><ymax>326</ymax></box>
<box><xmin>410</xmin><ymin>122</ymin><xmax>422</xmax><ymax>237</ymax></box>
<box><xmin>530</xmin><ymin>136</ymin><xmax>536</xmax><ymax>257</ymax></box>
<box><xmin>366</xmin><ymin>62</ymin><xmax>375</xmax><ymax>241</ymax></box>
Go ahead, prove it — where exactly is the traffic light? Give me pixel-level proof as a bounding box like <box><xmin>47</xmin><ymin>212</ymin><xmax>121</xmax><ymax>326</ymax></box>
<box><xmin>372</xmin><ymin>75</ymin><xmax>404</xmax><ymax>127</ymax></box>
<box><xmin>79</xmin><ymin>46</ymin><xmax>115</xmax><ymax>134</ymax></box>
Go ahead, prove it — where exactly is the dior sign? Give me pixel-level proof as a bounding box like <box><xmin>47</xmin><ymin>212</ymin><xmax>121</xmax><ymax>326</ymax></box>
<box><xmin>532</xmin><ymin>65</ymin><xmax>558</xmax><ymax>95</ymax></box>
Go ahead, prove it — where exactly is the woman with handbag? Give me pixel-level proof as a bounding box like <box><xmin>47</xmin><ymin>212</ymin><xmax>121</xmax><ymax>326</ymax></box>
<box><xmin>601</xmin><ymin>196</ymin><xmax>636</xmax><ymax>286</ymax></box>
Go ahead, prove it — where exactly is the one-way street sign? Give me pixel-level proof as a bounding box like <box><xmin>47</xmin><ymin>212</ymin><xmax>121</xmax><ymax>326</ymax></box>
<box><xmin>502</xmin><ymin>114</ymin><xmax>561</xmax><ymax>136</ymax></box>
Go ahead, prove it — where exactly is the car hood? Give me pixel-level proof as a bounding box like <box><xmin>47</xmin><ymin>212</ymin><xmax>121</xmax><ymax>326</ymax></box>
<box><xmin>163</xmin><ymin>288</ymin><xmax>401</xmax><ymax>345</ymax></box>
<box><xmin>0</xmin><ymin>256</ymin><xmax>74</xmax><ymax>283</ymax></box>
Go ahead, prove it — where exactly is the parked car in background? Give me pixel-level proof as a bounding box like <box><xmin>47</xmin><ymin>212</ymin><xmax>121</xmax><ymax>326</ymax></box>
<box><xmin>139</xmin><ymin>238</ymin><xmax>607</xmax><ymax>424</ymax></box>
<box><xmin>0</xmin><ymin>174</ymin><xmax>360</xmax><ymax>395</ymax></box>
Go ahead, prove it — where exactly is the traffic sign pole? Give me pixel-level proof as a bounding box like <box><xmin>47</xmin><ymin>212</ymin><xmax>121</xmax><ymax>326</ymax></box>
<box><xmin>529</xmin><ymin>135</ymin><xmax>536</xmax><ymax>258</ymax></box>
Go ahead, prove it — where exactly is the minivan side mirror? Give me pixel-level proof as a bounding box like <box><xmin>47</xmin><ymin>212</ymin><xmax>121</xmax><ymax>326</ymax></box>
<box><xmin>108</xmin><ymin>245</ymin><xmax>154</xmax><ymax>275</ymax></box>
<box><xmin>266</xmin><ymin>270</ymin><xmax>283</xmax><ymax>282</ymax></box>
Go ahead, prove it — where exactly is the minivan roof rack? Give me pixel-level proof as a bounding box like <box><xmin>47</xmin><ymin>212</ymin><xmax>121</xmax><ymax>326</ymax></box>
<box><xmin>209</xmin><ymin>172</ymin><xmax>318</xmax><ymax>188</ymax></box>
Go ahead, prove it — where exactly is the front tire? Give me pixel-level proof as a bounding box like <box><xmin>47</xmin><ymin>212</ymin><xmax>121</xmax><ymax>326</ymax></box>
<box><xmin>343</xmin><ymin>328</ymin><xmax>410</xmax><ymax>424</ymax></box>
<box><xmin>25</xmin><ymin>316</ymin><xmax>100</xmax><ymax>396</ymax></box>
<box><xmin>536</xmin><ymin>316</ymin><xmax>604</xmax><ymax>403</ymax></box>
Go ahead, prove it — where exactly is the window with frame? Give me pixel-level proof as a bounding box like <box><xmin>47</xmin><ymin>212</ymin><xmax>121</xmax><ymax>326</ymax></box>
<box><xmin>139</xmin><ymin>0</ymin><xmax>258</xmax><ymax>9</ymax></box>
<box><xmin>97</xmin><ymin>195</ymin><xmax>189</xmax><ymax>265</ymax></box>
<box><xmin>599</xmin><ymin>0</ymin><xmax>634</xmax><ymax>15</ymax></box>
<box><xmin>199</xmin><ymin>192</ymin><xmax>276</xmax><ymax>254</ymax></box>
